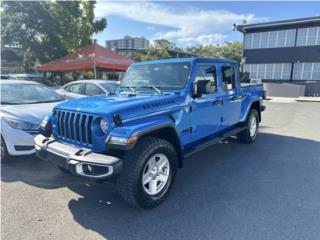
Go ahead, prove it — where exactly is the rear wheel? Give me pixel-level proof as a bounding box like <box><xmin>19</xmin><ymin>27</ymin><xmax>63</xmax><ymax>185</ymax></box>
<box><xmin>116</xmin><ymin>137</ymin><xmax>177</xmax><ymax>209</ymax></box>
<box><xmin>238</xmin><ymin>109</ymin><xmax>259</xmax><ymax>143</ymax></box>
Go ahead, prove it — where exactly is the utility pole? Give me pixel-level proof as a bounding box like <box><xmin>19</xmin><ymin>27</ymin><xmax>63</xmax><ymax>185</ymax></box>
<box><xmin>93</xmin><ymin>60</ymin><xmax>97</xmax><ymax>79</ymax></box>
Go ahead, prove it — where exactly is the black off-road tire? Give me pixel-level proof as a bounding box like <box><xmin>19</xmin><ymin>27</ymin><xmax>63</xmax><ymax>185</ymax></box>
<box><xmin>116</xmin><ymin>136</ymin><xmax>178</xmax><ymax>209</ymax></box>
<box><xmin>237</xmin><ymin>109</ymin><xmax>259</xmax><ymax>144</ymax></box>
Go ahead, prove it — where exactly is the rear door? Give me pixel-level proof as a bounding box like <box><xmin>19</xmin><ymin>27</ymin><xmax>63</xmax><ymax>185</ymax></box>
<box><xmin>219</xmin><ymin>65</ymin><xmax>242</xmax><ymax>130</ymax></box>
<box><xmin>64</xmin><ymin>83</ymin><xmax>86</xmax><ymax>99</ymax></box>
<box><xmin>190</xmin><ymin>64</ymin><xmax>223</xmax><ymax>141</ymax></box>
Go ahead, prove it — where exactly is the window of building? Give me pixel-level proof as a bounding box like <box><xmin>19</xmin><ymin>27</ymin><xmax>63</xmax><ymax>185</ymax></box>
<box><xmin>252</xmin><ymin>33</ymin><xmax>261</xmax><ymax>48</ymax></box>
<box><xmin>244</xmin><ymin>33</ymin><xmax>253</xmax><ymax>49</ymax></box>
<box><xmin>297</xmin><ymin>27</ymin><xmax>320</xmax><ymax>46</ymax></box>
<box><xmin>307</xmin><ymin>27</ymin><xmax>318</xmax><ymax>46</ymax></box>
<box><xmin>273</xmin><ymin>64</ymin><xmax>283</xmax><ymax>79</ymax></box>
<box><xmin>293</xmin><ymin>63</ymin><xmax>303</xmax><ymax>80</ymax></box>
<box><xmin>244</xmin><ymin>29</ymin><xmax>296</xmax><ymax>49</ymax></box>
<box><xmin>243</xmin><ymin>63</ymin><xmax>292</xmax><ymax>80</ymax></box>
<box><xmin>312</xmin><ymin>63</ymin><xmax>320</xmax><ymax>80</ymax></box>
<box><xmin>257</xmin><ymin>64</ymin><xmax>267</xmax><ymax>79</ymax></box>
<box><xmin>293</xmin><ymin>62</ymin><xmax>320</xmax><ymax>81</ymax></box>
<box><xmin>221</xmin><ymin>66</ymin><xmax>236</xmax><ymax>90</ymax></box>
<box><xmin>282</xmin><ymin>63</ymin><xmax>292</xmax><ymax>80</ymax></box>
<box><xmin>285</xmin><ymin>29</ymin><xmax>296</xmax><ymax>47</ymax></box>
<box><xmin>265</xmin><ymin>64</ymin><xmax>274</xmax><ymax>79</ymax></box>
<box><xmin>277</xmin><ymin>30</ymin><xmax>286</xmax><ymax>48</ymax></box>
<box><xmin>260</xmin><ymin>32</ymin><xmax>269</xmax><ymax>48</ymax></box>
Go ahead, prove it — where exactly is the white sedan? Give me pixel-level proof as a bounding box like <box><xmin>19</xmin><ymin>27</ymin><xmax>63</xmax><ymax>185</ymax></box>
<box><xmin>1</xmin><ymin>80</ymin><xmax>65</xmax><ymax>162</ymax></box>
<box><xmin>56</xmin><ymin>80</ymin><xmax>118</xmax><ymax>99</ymax></box>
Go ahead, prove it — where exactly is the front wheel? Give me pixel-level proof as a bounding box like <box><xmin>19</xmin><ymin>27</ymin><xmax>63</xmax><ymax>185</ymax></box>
<box><xmin>1</xmin><ymin>136</ymin><xmax>11</xmax><ymax>163</ymax></box>
<box><xmin>116</xmin><ymin>137</ymin><xmax>177</xmax><ymax>209</ymax></box>
<box><xmin>237</xmin><ymin>109</ymin><xmax>259</xmax><ymax>143</ymax></box>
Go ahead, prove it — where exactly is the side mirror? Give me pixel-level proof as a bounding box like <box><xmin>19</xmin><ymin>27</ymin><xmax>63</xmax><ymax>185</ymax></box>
<box><xmin>193</xmin><ymin>80</ymin><xmax>210</xmax><ymax>98</ymax></box>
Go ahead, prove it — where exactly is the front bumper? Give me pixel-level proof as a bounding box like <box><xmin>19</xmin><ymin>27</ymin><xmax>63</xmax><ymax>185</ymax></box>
<box><xmin>35</xmin><ymin>134</ymin><xmax>122</xmax><ymax>180</ymax></box>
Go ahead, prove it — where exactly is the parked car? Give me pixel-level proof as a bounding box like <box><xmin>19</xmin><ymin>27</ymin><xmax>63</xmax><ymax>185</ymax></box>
<box><xmin>0</xmin><ymin>74</ymin><xmax>18</xmax><ymax>80</ymax></box>
<box><xmin>34</xmin><ymin>79</ymin><xmax>59</xmax><ymax>89</ymax></box>
<box><xmin>56</xmin><ymin>80</ymin><xmax>118</xmax><ymax>99</ymax></box>
<box><xmin>35</xmin><ymin>58</ymin><xmax>265</xmax><ymax>208</ymax></box>
<box><xmin>1</xmin><ymin>80</ymin><xmax>65</xmax><ymax>162</ymax></box>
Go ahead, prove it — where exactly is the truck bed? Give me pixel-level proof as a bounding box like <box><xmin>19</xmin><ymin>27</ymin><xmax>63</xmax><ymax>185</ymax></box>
<box><xmin>241</xmin><ymin>83</ymin><xmax>264</xmax><ymax>98</ymax></box>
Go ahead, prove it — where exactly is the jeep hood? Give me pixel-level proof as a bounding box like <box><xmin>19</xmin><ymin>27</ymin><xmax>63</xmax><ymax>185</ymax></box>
<box><xmin>54</xmin><ymin>93</ymin><xmax>185</xmax><ymax>120</ymax></box>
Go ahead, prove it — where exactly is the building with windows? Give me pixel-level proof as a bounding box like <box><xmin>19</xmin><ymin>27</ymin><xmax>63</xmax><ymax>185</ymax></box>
<box><xmin>106</xmin><ymin>36</ymin><xmax>149</xmax><ymax>49</ymax></box>
<box><xmin>237</xmin><ymin>17</ymin><xmax>320</xmax><ymax>96</ymax></box>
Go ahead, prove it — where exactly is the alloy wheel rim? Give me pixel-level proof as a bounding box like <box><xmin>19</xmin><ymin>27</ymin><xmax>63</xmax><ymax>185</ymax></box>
<box><xmin>142</xmin><ymin>153</ymin><xmax>170</xmax><ymax>195</ymax></box>
<box><xmin>249</xmin><ymin>116</ymin><xmax>257</xmax><ymax>137</ymax></box>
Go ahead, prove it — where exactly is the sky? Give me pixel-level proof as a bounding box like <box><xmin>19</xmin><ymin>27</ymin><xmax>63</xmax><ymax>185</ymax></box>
<box><xmin>94</xmin><ymin>1</ymin><xmax>320</xmax><ymax>48</ymax></box>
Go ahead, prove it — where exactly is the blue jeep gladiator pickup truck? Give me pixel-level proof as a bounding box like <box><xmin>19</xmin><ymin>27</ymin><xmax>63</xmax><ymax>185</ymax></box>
<box><xmin>35</xmin><ymin>58</ymin><xmax>265</xmax><ymax>208</ymax></box>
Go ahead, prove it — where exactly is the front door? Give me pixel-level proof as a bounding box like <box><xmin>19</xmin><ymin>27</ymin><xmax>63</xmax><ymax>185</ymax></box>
<box><xmin>190</xmin><ymin>64</ymin><xmax>223</xmax><ymax>141</ymax></box>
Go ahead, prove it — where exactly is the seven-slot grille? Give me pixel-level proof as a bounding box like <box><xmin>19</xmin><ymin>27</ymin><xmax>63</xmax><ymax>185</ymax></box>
<box><xmin>54</xmin><ymin>110</ymin><xmax>94</xmax><ymax>146</ymax></box>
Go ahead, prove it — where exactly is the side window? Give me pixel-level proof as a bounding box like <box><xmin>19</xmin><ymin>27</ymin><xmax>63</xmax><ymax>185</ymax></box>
<box><xmin>222</xmin><ymin>66</ymin><xmax>236</xmax><ymax>91</ymax></box>
<box><xmin>194</xmin><ymin>65</ymin><xmax>217</xmax><ymax>93</ymax></box>
<box><xmin>66</xmin><ymin>83</ymin><xmax>83</xmax><ymax>94</ymax></box>
<box><xmin>85</xmin><ymin>84</ymin><xmax>103</xmax><ymax>96</ymax></box>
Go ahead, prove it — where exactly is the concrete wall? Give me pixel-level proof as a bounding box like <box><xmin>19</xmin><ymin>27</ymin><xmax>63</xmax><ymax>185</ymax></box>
<box><xmin>263</xmin><ymin>83</ymin><xmax>306</xmax><ymax>97</ymax></box>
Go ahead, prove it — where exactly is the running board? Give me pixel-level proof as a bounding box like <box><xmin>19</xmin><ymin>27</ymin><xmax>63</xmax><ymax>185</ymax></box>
<box><xmin>183</xmin><ymin>126</ymin><xmax>247</xmax><ymax>158</ymax></box>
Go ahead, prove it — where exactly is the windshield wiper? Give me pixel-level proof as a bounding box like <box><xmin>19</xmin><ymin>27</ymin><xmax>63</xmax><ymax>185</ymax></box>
<box><xmin>120</xmin><ymin>86</ymin><xmax>136</xmax><ymax>93</ymax></box>
<box><xmin>138</xmin><ymin>85</ymin><xmax>162</xmax><ymax>95</ymax></box>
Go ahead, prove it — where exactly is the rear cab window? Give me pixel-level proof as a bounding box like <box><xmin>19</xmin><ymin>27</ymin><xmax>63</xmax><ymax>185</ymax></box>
<box><xmin>221</xmin><ymin>66</ymin><xmax>237</xmax><ymax>91</ymax></box>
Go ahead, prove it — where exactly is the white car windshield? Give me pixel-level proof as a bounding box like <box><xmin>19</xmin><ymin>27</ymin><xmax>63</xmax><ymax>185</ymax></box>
<box><xmin>100</xmin><ymin>83</ymin><xmax>118</xmax><ymax>94</ymax></box>
<box><xmin>120</xmin><ymin>62</ymin><xmax>191</xmax><ymax>91</ymax></box>
<box><xmin>1</xmin><ymin>84</ymin><xmax>64</xmax><ymax>105</ymax></box>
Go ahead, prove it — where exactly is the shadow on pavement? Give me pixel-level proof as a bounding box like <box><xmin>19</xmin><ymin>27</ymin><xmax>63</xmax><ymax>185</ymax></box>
<box><xmin>1</xmin><ymin>154</ymin><xmax>91</xmax><ymax>189</ymax></box>
<box><xmin>2</xmin><ymin>133</ymin><xmax>320</xmax><ymax>239</ymax></box>
<box><xmin>67</xmin><ymin>133</ymin><xmax>320</xmax><ymax>240</ymax></box>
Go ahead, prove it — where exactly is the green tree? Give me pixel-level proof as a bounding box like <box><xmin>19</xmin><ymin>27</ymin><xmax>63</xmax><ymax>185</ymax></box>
<box><xmin>22</xmin><ymin>48</ymin><xmax>34</xmax><ymax>73</ymax></box>
<box><xmin>186</xmin><ymin>41</ymin><xmax>243</xmax><ymax>63</ymax></box>
<box><xmin>1</xmin><ymin>1</ymin><xmax>107</xmax><ymax>66</ymax></box>
<box><xmin>220</xmin><ymin>42</ymin><xmax>243</xmax><ymax>63</ymax></box>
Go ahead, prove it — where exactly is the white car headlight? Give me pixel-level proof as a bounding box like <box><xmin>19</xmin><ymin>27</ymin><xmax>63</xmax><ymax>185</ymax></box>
<box><xmin>40</xmin><ymin>115</ymin><xmax>50</xmax><ymax>128</ymax></box>
<box><xmin>99</xmin><ymin>118</ymin><xmax>108</xmax><ymax>134</ymax></box>
<box><xmin>4</xmin><ymin>117</ymin><xmax>39</xmax><ymax>131</ymax></box>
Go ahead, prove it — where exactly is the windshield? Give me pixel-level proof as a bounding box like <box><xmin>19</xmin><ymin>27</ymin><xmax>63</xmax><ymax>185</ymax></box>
<box><xmin>120</xmin><ymin>62</ymin><xmax>191</xmax><ymax>91</ymax></box>
<box><xmin>100</xmin><ymin>82</ymin><xmax>118</xmax><ymax>94</ymax></box>
<box><xmin>1</xmin><ymin>84</ymin><xmax>64</xmax><ymax>104</ymax></box>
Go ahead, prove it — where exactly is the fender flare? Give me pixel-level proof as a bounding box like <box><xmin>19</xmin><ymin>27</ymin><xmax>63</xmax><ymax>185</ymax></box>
<box><xmin>108</xmin><ymin>116</ymin><xmax>183</xmax><ymax>167</ymax></box>
<box><xmin>240</xmin><ymin>97</ymin><xmax>261</xmax><ymax>123</ymax></box>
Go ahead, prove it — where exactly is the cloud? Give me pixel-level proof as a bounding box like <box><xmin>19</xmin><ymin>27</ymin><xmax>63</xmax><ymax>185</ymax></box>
<box><xmin>95</xmin><ymin>1</ymin><xmax>267</xmax><ymax>46</ymax></box>
<box><xmin>177</xmin><ymin>34</ymin><xmax>227</xmax><ymax>47</ymax></box>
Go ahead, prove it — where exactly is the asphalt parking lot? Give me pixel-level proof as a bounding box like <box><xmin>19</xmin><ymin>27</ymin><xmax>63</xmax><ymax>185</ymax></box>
<box><xmin>1</xmin><ymin>101</ymin><xmax>320</xmax><ymax>240</ymax></box>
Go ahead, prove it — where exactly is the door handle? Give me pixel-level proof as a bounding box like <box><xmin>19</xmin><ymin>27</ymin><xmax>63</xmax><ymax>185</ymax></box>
<box><xmin>212</xmin><ymin>99</ymin><xmax>223</xmax><ymax>105</ymax></box>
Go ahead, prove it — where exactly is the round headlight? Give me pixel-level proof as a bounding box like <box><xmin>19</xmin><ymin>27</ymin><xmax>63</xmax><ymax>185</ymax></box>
<box><xmin>99</xmin><ymin>118</ymin><xmax>108</xmax><ymax>134</ymax></box>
